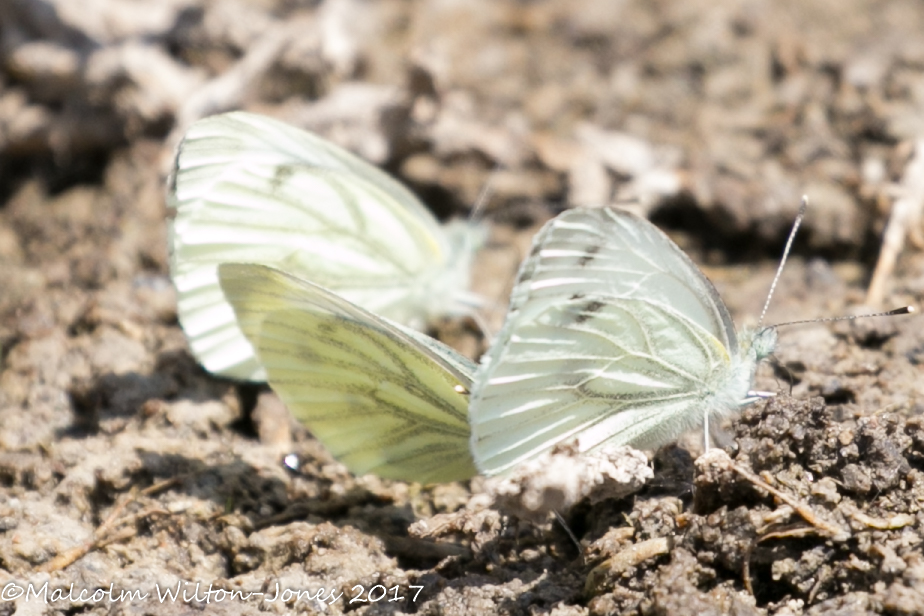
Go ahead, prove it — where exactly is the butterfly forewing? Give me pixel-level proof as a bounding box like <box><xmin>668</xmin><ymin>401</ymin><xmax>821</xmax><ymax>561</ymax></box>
<box><xmin>173</xmin><ymin>111</ymin><xmax>437</xmax><ymax>220</ymax></box>
<box><xmin>506</xmin><ymin>209</ymin><xmax>737</xmax><ymax>352</ymax></box>
<box><xmin>470</xmin><ymin>208</ymin><xmax>745</xmax><ymax>476</ymax></box>
<box><xmin>218</xmin><ymin>263</ymin><xmax>478</xmax><ymax>484</ymax></box>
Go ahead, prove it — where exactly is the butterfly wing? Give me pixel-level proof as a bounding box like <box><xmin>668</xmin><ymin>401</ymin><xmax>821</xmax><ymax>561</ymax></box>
<box><xmin>169</xmin><ymin>111</ymin><xmax>477</xmax><ymax>380</ymax></box>
<box><xmin>218</xmin><ymin>263</ymin><xmax>478</xmax><ymax>484</ymax></box>
<box><xmin>470</xmin><ymin>207</ymin><xmax>755</xmax><ymax>475</ymax></box>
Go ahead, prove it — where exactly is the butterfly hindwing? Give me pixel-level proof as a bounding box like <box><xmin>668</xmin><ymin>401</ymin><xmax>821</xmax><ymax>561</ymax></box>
<box><xmin>218</xmin><ymin>263</ymin><xmax>478</xmax><ymax>484</ymax></box>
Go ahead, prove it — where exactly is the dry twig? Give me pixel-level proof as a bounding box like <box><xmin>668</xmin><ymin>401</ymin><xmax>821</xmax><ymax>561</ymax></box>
<box><xmin>38</xmin><ymin>477</ymin><xmax>179</xmax><ymax>572</ymax></box>
<box><xmin>867</xmin><ymin>138</ymin><xmax>924</xmax><ymax>305</ymax></box>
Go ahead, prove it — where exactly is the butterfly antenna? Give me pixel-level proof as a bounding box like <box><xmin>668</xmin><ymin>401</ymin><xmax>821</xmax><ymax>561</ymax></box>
<box><xmin>758</xmin><ymin>195</ymin><xmax>808</xmax><ymax>329</ymax></box>
<box><xmin>469</xmin><ymin>162</ymin><xmax>501</xmax><ymax>224</ymax></box>
<box><xmin>771</xmin><ymin>305</ymin><xmax>915</xmax><ymax>329</ymax></box>
<box><xmin>757</xmin><ymin>196</ymin><xmax>916</xmax><ymax>330</ymax></box>
<box><xmin>471</xmin><ymin>310</ymin><xmax>496</xmax><ymax>346</ymax></box>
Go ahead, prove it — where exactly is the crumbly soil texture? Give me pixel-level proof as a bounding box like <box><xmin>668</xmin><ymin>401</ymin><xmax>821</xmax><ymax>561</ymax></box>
<box><xmin>2</xmin><ymin>1</ymin><xmax>924</xmax><ymax>614</ymax></box>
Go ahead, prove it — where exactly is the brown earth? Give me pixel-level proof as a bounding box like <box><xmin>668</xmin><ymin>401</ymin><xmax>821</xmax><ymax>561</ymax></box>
<box><xmin>1</xmin><ymin>0</ymin><xmax>923</xmax><ymax>614</ymax></box>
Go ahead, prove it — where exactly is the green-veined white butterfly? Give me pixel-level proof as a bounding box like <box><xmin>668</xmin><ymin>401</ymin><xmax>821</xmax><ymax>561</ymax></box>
<box><xmin>217</xmin><ymin>262</ymin><xmax>478</xmax><ymax>483</ymax></box>
<box><xmin>217</xmin><ymin>206</ymin><xmax>780</xmax><ymax>482</ymax></box>
<box><xmin>468</xmin><ymin>207</ymin><xmax>778</xmax><ymax>476</ymax></box>
<box><xmin>168</xmin><ymin>111</ymin><xmax>482</xmax><ymax>381</ymax></box>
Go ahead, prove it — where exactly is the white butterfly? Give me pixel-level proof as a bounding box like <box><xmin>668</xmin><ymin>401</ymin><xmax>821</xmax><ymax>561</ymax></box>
<box><xmin>469</xmin><ymin>207</ymin><xmax>777</xmax><ymax>475</ymax></box>
<box><xmin>217</xmin><ymin>206</ymin><xmax>779</xmax><ymax>482</ymax></box>
<box><xmin>168</xmin><ymin>111</ymin><xmax>481</xmax><ymax>381</ymax></box>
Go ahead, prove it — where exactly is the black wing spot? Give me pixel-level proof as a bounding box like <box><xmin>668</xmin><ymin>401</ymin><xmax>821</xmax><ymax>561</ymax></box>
<box><xmin>271</xmin><ymin>165</ymin><xmax>297</xmax><ymax>191</ymax></box>
<box><xmin>570</xmin><ymin>292</ymin><xmax>586</xmax><ymax>300</ymax></box>
<box><xmin>578</xmin><ymin>244</ymin><xmax>602</xmax><ymax>266</ymax></box>
<box><xmin>574</xmin><ymin>299</ymin><xmax>606</xmax><ymax>324</ymax></box>
<box><xmin>316</xmin><ymin>321</ymin><xmax>336</xmax><ymax>335</ymax></box>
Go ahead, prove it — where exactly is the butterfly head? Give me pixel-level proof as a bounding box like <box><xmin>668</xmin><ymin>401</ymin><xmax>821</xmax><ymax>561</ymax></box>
<box><xmin>739</xmin><ymin>326</ymin><xmax>778</xmax><ymax>363</ymax></box>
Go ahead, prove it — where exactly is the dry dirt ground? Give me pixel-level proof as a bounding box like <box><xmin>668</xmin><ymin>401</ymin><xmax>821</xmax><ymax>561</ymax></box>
<box><xmin>2</xmin><ymin>1</ymin><xmax>924</xmax><ymax>614</ymax></box>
